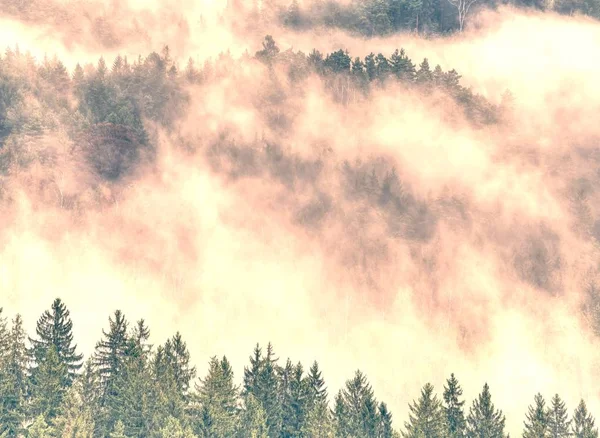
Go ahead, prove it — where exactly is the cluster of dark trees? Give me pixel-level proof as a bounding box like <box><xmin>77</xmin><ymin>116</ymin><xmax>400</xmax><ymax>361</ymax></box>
<box><xmin>0</xmin><ymin>35</ymin><xmax>504</xmax><ymax>182</ymax></box>
<box><xmin>227</xmin><ymin>0</ymin><xmax>600</xmax><ymax>37</ymax></box>
<box><xmin>0</xmin><ymin>298</ymin><xmax>597</xmax><ymax>438</ymax></box>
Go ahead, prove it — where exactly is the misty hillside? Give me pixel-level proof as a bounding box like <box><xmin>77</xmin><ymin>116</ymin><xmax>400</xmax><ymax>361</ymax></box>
<box><xmin>2</xmin><ymin>0</ymin><xmax>600</xmax><ymax>438</ymax></box>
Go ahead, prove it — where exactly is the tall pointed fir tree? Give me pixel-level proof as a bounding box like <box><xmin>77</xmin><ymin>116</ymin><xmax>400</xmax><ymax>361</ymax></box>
<box><xmin>338</xmin><ymin>370</ymin><xmax>379</xmax><ymax>438</ymax></box>
<box><xmin>29</xmin><ymin>299</ymin><xmax>83</xmax><ymax>385</ymax></box>
<box><xmin>523</xmin><ymin>393</ymin><xmax>548</xmax><ymax>438</ymax></box>
<box><xmin>572</xmin><ymin>400</ymin><xmax>598</xmax><ymax>438</ymax></box>
<box><xmin>379</xmin><ymin>402</ymin><xmax>394</xmax><ymax>438</ymax></box>
<box><xmin>548</xmin><ymin>394</ymin><xmax>571</xmax><ymax>438</ymax></box>
<box><xmin>466</xmin><ymin>384</ymin><xmax>506</xmax><ymax>438</ymax></box>
<box><xmin>302</xmin><ymin>361</ymin><xmax>334</xmax><ymax>437</ymax></box>
<box><xmin>443</xmin><ymin>374</ymin><xmax>466</xmax><ymax>438</ymax></box>
<box><xmin>28</xmin><ymin>345</ymin><xmax>68</xmax><ymax>421</ymax></box>
<box><xmin>403</xmin><ymin>383</ymin><xmax>446</xmax><ymax>438</ymax></box>
<box><xmin>93</xmin><ymin>310</ymin><xmax>130</xmax><ymax>435</ymax></box>
<box><xmin>195</xmin><ymin>356</ymin><xmax>239</xmax><ymax>438</ymax></box>
<box><xmin>257</xmin><ymin>343</ymin><xmax>282</xmax><ymax>438</ymax></box>
<box><xmin>0</xmin><ymin>315</ymin><xmax>28</xmax><ymax>437</ymax></box>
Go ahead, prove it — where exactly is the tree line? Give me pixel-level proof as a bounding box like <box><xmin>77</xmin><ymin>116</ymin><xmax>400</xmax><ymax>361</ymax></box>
<box><xmin>0</xmin><ymin>35</ymin><xmax>505</xmax><ymax>182</ymax></box>
<box><xmin>0</xmin><ymin>299</ymin><xmax>597</xmax><ymax>438</ymax></box>
<box><xmin>226</xmin><ymin>0</ymin><xmax>600</xmax><ymax>37</ymax></box>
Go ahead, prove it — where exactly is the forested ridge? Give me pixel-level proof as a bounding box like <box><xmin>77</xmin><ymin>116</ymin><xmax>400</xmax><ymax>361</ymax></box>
<box><xmin>225</xmin><ymin>0</ymin><xmax>600</xmax><ymax>37</ymax></box>
<box><xmin>0</xmin><ymin>299</ymin><xmax>596</xmax><ymax>438</ymax></box>
<box><xmin>3</xmin><ymin>1</ymin><xmax>600</xmax><ymax>437</ymax></box>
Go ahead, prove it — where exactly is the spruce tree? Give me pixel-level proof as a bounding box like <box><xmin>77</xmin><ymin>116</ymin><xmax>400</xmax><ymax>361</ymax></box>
<box><xmin>257</xmin><ymin>343</ymin><xmax>282</xmax><ymax>438</ymax></box>
<box><xmin>443</xmin><ymin>374</ymin><xmax>466</xmax><ymax>438</ymax></box>
<box><xmin>403</xmin><ymin>383</ymin><xmax>445</xmax><ymax>438</ymax></box>
<box><xmin>572</xmin><ymin>400</ymin><xmax>598</xmax><ymax>438</ymax></box>
<box><xmin>0</xmin><ymin>315</ymin><xmax>28</xmax><ymax>437</ymax></box>
<box><xmin>93</xmin><ymin>310</ymin><xmax>129</xmax><ymax>436</ymax></box>
<box><xmin>243</xmin><ymin>344</ymin><xmax>263</xmax><ymax>397</ymax></box>
<box><xmin>333</xmin><ymin>390</ymin><xmax>351</xmax><ymax>438</ymax></box>
<box><xmin>302</xmin><ymin>398</ymin><xmax>335</xmax><ymax>437</ymax></box>
<box><xmin>548</xmin><ymin>395</ymin><xmax>571</xmax><ymax>438</ymax></box>
<box><xmin>0</xmin><ymin>309</ymin><xmax>9</xmax><ymax>361</ymax></box>
<box><xmin>465</xmin><ymin>384</ymin><xmax>506</xmax><ymax>438</ymax></box>
<box><xmin>52</xmin><ymin>385</ymin><xmax>95</xmax><ymax>438</ymax></box>
<box><xmin>28</xmin><ymin>345</ymin><xmax>68</xmax><ymax>421</ymax></box>
<box><xmin>379</xmin><ymin>402</ymin><xmax>394</xmax><ymax>438</ymax></box>
<box><xmin>306</xmin><ymin>360</ymin><xmax>328</xmax><ymax>405</ymax></box>
<box><xmin>238</xmin><ymin>394</ymin><xmax>269</xmax><ymax>438</ymax></box>
<box><xmin>523</xmin><ymin>393</ymin><xmax>548</xmax><ymax>438</ymax></box>
<box><xmin>163</xmin><ymin>332</ymin><xmax>196</xmax><ymax>397</ymax></box>
<box><xmin>93</xmin><ymin>310</ymin><xmax>129</xmax><ymax>395</ymax></box>
<box><xmin>340</xmin><ymin>370</ymin><xmax>379</xmax><ymax>438</ymax></box>
<box><xmin>195</xmin><ymin>356</ymin><xmax>239</xmax><ymax>438</ymax></box>
<box><xmin>278</xmin><ymin>359</ymin><xmax>294</xmax><ymax>437</ymax></box>
<box><xmin>29</xmin><ymin>299</ymin><xmax>83</xmax><ymax>384</ymax></box>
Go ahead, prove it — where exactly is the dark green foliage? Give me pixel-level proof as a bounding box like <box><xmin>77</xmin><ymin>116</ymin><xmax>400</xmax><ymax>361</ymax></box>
<box><xmin>523</xmin><ymin>393</ymin><xmax>548</xmax><ymax>438</ymax></box>
<box><xmin>336</xmin><ymin>370</ymin><xmax>380</xmax><ymax>438</ymax></box>
<box><xmin>403</xmin><ymin>383</ymin><xmax>446</xmax><ymax>438</ymax></box>
<box><xmin>548</xmin><ymin>395</ymin><xmax>571</xmax><ymax>438</ymax></box>
<box><xmin>379</xmin><ymin>402</ymin><xmax>394</xmax><ymax>438</ymax></box>
<box><xmin>0</xmin><ymin>315</ymin><xmax>27</xmax><ymax>437</ymax></box>
<box><xmin>572</xmin><ymin>400</ymin><xmax>598</xmax><ymax>438</ymax></box>
<box><xmin>238</xmin><ymin>393</ymin><xmax>269</xmax><ymax>438</ymax></box>
<box><xmin>29</xmin><ymin>299</ymin><xmax>83</xmax><ymax>385</ymax></box>
<box><xmin>466</xmin><ymin>384</ymin><xmax>506</xmax><ymax>438</ymax></box>
<box><xmin>195</xmin><ymin>356</ymin><xmax>239</xmax><ymax>438</ymax></box>
<box><xmin>443</xmin><ymin>374</ymin><xmax>466</xmax><ymax>438</ymax></box>
<box><xmin>28</xmin><ymin>346</ymin><xmax>68</xmax><ymax>421</ymax></box>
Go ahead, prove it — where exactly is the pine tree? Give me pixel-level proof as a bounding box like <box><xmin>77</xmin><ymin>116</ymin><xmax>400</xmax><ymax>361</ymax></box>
<box><xmin>523</xmin><ymin>393</ymin><xmax>548</xmax><ymax>438</ymax></box>
<box><xmin>28</xmin><ymin>345</ymin><xmax>68</xmax><ymax>421</ymax></box>
<box><xmin>0</xmin><ymin>309</ymin><xmax>9</xmax><ymax>361</ymax></box>
<box><xmin>244</xmin><ymin>344</ymin><xmax>263</xmax><ymax>397</ymax></box>
<box><xmin>195</xmin><ymin>356</ymin><xmax>239</xmax><ymax>438</ymax></box>
<box><xmin>29</xmin><ymin>299</ymin><xmax>83</xmax><ymax>385</ymax></box>
<box><xmin>257</xmin><ymin>343</ymin><xmax>282</xmax><ymax>438</ymax></box>
<box><xmin>0</xmin><ymin>315</ymin><xmax>28</xmax><ymax>437</ymax></box>
<box><xmin>416</xmin><ymin>58</ymin><xmax>433</xmax><ymax>87</ymax></box>
<box><xmin>466</xmin><ymin>384</ymin><xmax>506</xmax><ymax>438</ymax></box>
<box><xmin>109</xmin><ymin>340</ymin><xmax>154</xmax><ymax>438</ymax></box>
<box><xmin>94</xmin><ymin>310</ymin><xmax>129</xmax><ymax>395</ymax></box>
<box><xmin>52</xmin><ymin>385</ymin><xmax>95</xmax><ymax>438</ymax></box>
<box><xmin>333</xmin><ymin>390</ymin><xmax>351</xmax><ymax>438</ymax></box>
<box><xmin>572</xmin><ymin>400</ymin><xmax>598</xmax><ymax>438</ymax></box>
<box><xmin>403</xmin><ymin>383</ymin><xmax>446</xmax><ymax>438</ymax></box>
<box><xmin>379</xmin><ymin>402</ymin><xmax>394</xmax><ymax>438</ymax></box>
<box><xmin>340</xmin><ymin>370</ymin><xmax>379</xmax><ymax>438</ymax></box>
<box><xmin>238</xmin><ymin>394</ymin><xmax>269</xmax><ymax>438</ymax></box>
<box><xmin>302</xmin><ymin>397</ymin><xmax>335</xmax><ymax>437</ymax></box>
<box><xmin>92</xmin><ymin>310</ymin><xmax>129</xmax><ymax>436</ymax></box>
<box><xmin>306</xmin><ymin>361</ymin><xmax>328</xmax><ymax>405</ymax></box>
<box><xmin>278</xmin><ymin>359</ymin><xmax>294</xmax><ymax>437</ymax></box>
<box><xmin>548</xmin><ymin>395</ymin><xmax>571</xmax><ymax>438</ymax></box>
<box><xmin>163</xmin><ymin>332</ymin><xmax>196</xmax><ymax>397</ymax></box>
<box><xmin>443</xmin><ymin>374</ymin><xmax>466</xmax><ymax>438</ymax></box>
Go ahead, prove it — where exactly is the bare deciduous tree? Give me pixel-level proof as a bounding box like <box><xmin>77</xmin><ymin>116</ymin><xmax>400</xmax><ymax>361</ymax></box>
<box><xmin>446</xmin><ymin>0</ymin><xmax>479</xmax><ymax>32</ymax></box>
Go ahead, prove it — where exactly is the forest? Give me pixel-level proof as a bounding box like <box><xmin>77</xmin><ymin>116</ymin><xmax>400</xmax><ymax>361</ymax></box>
<box><xmin>0</xmin><ymin>298</ymin><xmax>596</xmax><ymax>438</ymax></box>
<box><xmin>3</xmin><ymin>0</ymin><xmax>600</xmax><ymax>436</ymax></box>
